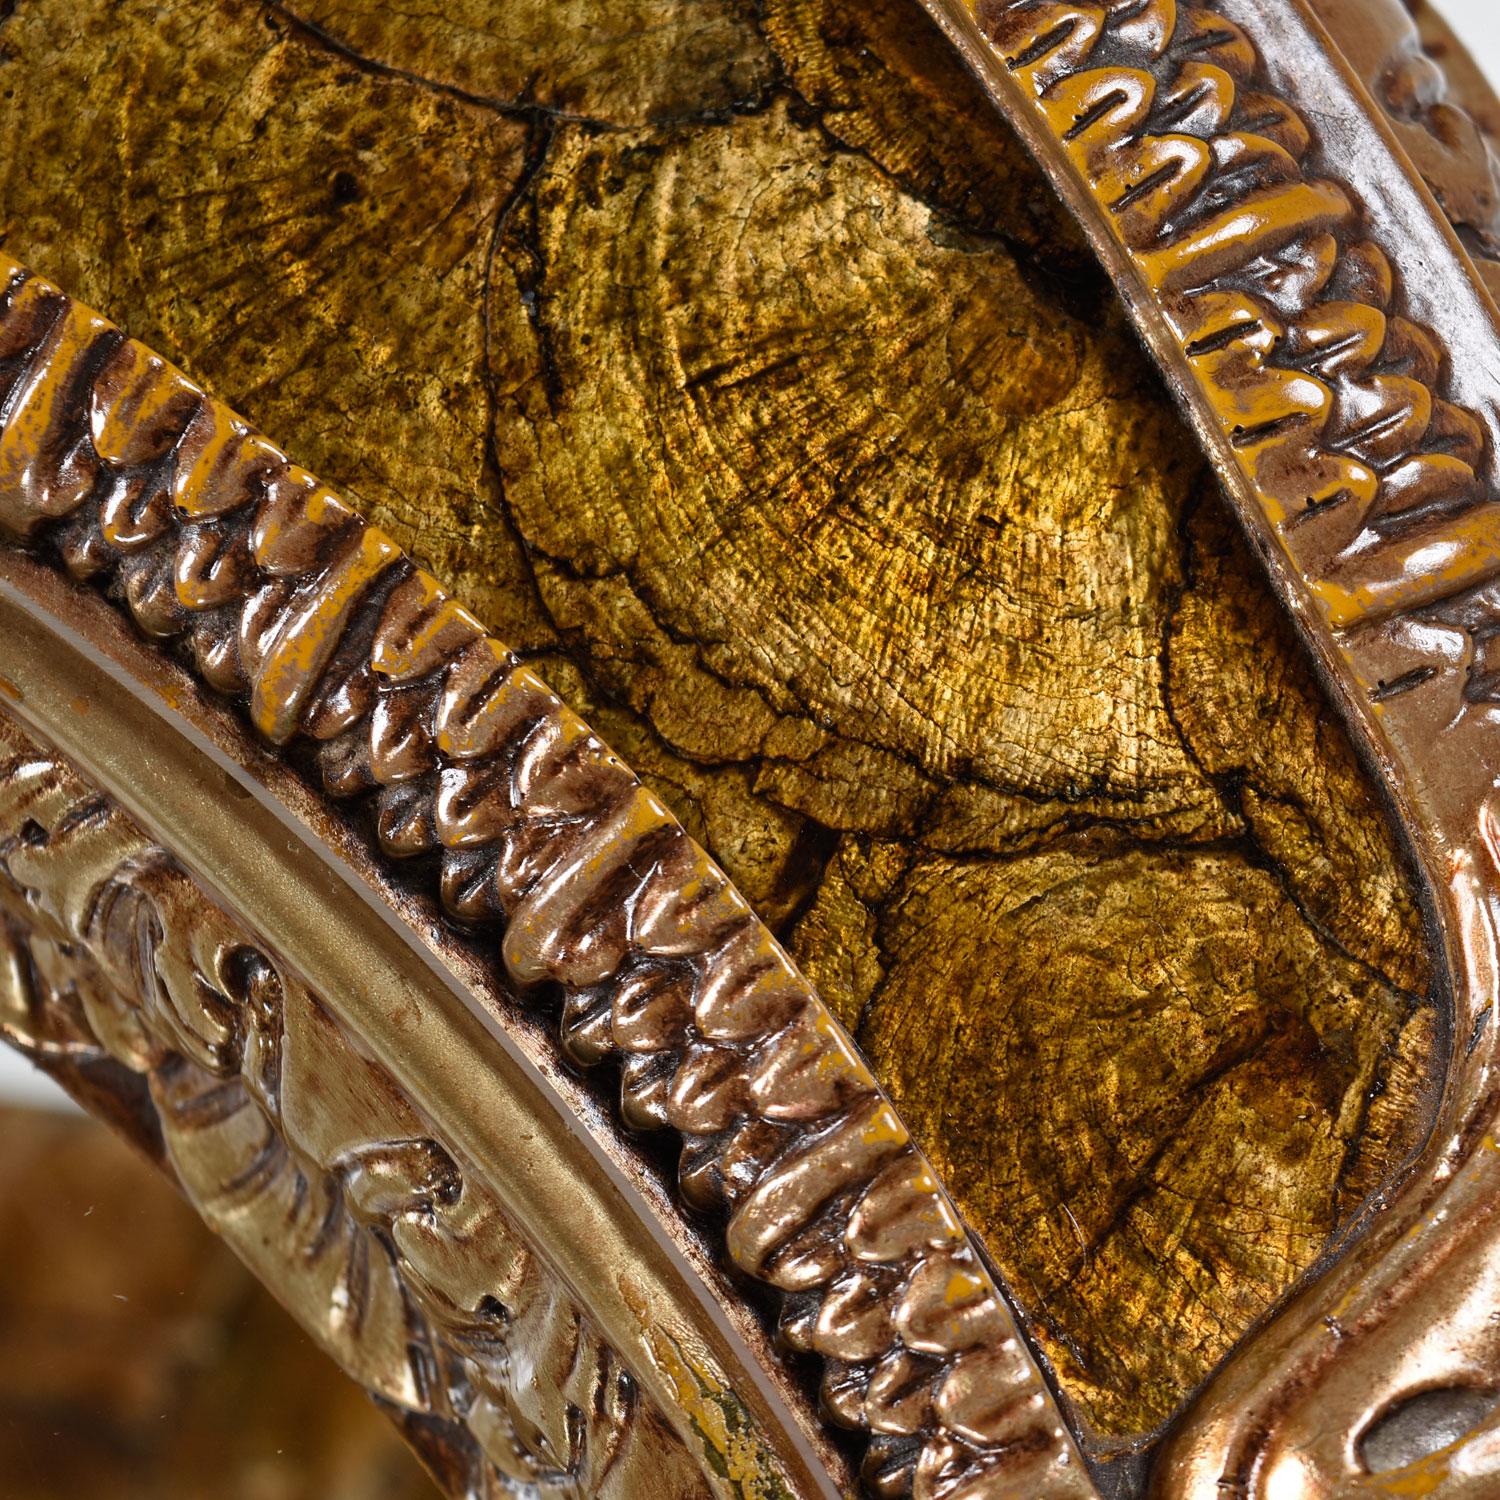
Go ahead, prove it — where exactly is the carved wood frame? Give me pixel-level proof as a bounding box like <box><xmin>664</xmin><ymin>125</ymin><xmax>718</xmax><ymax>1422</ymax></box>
<box><xmin>0</xmin><ymin>646</ymin><xmax>718</xmax><ymax>1500</ymax></box>
<box><xmin>909</xmin><ymin>0</ymin><xmax>1500</xmax><ymax>1494</ymax></box>
<box><xmin>4</xmin><ymin>1</ymin><xmax>1500</xmax><ymax>1496</ymax></box>
<box><xmin>0</xmin><ymin>259</ymin><xmax>1093</xmax><ymax>1499</ymax></box>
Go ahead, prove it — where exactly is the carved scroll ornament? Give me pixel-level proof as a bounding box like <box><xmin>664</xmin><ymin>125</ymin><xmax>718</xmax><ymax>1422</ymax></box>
<box><xmin>0</xmin><ymin>252</ymin><xmax>1096</xmax><ymax>1500</ymax></box>
<box><xmin>0</xmin><ymin>708</ymin><xmax>709</xmax><ymax>1500</ymax></box>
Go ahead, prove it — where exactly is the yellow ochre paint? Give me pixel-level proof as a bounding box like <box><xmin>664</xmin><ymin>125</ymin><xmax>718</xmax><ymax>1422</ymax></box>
<box><xmin>626</xmin><ymin>1285</ymin><xmax>798</xmax><ymax>1500</ymax></box>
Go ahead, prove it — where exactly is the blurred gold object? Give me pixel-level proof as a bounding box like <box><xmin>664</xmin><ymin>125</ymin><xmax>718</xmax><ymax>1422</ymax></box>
<box><xmin>0</xmin><ymin>1102</ymin><xmax>436</xmax><ymax>1500</ymax></box>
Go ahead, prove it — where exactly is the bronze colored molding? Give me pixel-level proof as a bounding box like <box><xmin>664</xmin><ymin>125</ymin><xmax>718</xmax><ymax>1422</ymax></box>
<box><xmin>0</xmin><ymin>704</ymin><xmax>711</xmax><ymax>1500</ymax></box>
<box><xmin>906</xmin><ymin>0</ymin><xmax>1500</xmax><ymax>1495</ymax></box>
<box><xmin>11</xmin><ymin>4</ymin><xmax>1500</xmax><ymax>1493</ymax></box>
<box><xmin>0</xmin><ymin>257</ymin><xmax>1096</xmax><ymax>1498</ymax></box>
<box><xmin>952</xmin><ymin>0</ymin><xmax>1498</xmax><ymax>635</ymax></box>
<box><xmin>1313</xmin><ymin>0</ymin><xmax>1500</xmax><ymax>296</ymax></box>
<box><xmin>0</xmin><ymin>568</ymin><xmax>823</xmax><ymax>1500</ymax></box>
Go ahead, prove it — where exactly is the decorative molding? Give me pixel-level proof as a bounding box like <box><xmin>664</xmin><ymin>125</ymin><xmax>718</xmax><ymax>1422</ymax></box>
<box><xmin>906</xmin><ymin>0</ymin><xmax>1500</xmax><ymax>1495</ymax></box>
<box><xmin>1308</xmin><ymin>0</ymin><xmax>1500</xmax><ymax>274</ymax></box>
<box><xmin>15</xmin><ymin>5</ymin><xmax>1500</xmax><ymax>1486</ymax></box>
<box><xmin>973</xmin><ymin>0</ymin><xmax>1496</xmax><ymax>635</ymax></box>
<box><xmin>0</xmin><ymin>707</ymin><xmax>708</xmax><ymax>1500</ymax></box>
<box><xmin>0</xmin><ymin>565</ymin><xmax>828</xmax><ymax>1500</ymax></box>
<box><xmin>0</xmin><ymin>253</ymin><xmax>1095</xmax><ymax>1500</ymax></box>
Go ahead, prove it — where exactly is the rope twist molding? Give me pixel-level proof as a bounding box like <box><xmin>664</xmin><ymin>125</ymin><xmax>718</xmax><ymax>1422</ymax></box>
<box><xmin>914</xmin><ymin>0</ymin><xmax>1500</xmax><ymax>1493</ymax></box>
<box><xmin>980</xmin><ymin>0</ymin><xmax>1498</xmax><ymax>633</ymax></box>
<box><xmin>0</xmin><ymin>251</ymin><xmax>1097</xmax><ymax>1500</ymax></box>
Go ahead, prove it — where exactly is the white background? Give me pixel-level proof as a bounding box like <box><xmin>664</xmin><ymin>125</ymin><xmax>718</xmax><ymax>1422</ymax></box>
<box><xmin>0</xmin><ymin>0</ymin><xmax>1498</xmax><ymax>1110</ymax></box>
<box><xmin>1443</xmin><ymin>0</ymin><xmax>1500</xmax><ymax>81</ymax></box>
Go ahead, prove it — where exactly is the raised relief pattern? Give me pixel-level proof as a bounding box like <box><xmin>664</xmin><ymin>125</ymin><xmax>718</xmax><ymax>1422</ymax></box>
<box><xmin>0</xmin><ymin>710</ymin><xmax>706</xmax><ymax>1500</ymax></box>
<box><xmin>978</xmin><ymin>0</ymin><xmax>1500</xmax><ymax>644</ymax></box>
<box><xmin>0</xmin><ymin>253</ymin><xmax>1097</xmax><ymax>1500</ymax></box>
<box><xmin>943</xmin><ymin>2</ymin><xmax>1500</xmax><ymax>1492</ymax></box>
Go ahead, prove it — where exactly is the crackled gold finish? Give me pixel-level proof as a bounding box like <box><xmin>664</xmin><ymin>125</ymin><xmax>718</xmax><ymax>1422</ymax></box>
<box><xmin>906</xmin><ymin>0</ymin><xmax>1500</xmax><ymax>1494</ymax></box>
<box><xmin>0</xmin><ymin>256</ymin><xmax>1097</xmax><ymax>1498</ymax></box>
<box><xmin>10</xmin><ymin>0</ymin><xmax>1500</xmax><ymax>1494</ymax></box>
<box><xmin>0</xmin><ymin>0</ymin><xmax>1444</xmax><ymax>1460</ymax></box>
<box><xmin>962</xmin><ymin>0</ymin><xmax>1500</xmax><ymax>631</ymax></box>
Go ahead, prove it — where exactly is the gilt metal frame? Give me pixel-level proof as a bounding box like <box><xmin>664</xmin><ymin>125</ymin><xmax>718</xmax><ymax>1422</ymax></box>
<box><xmin>6</xmin><ymin>1</ymin><xmax>1500</xmax><ymax>1496</ymax></box>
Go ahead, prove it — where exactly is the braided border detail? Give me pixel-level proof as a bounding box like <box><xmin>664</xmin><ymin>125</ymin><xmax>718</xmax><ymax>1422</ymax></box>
<box><xmin>0</xmin><ymin>253</ymin><xmax>1096</xmax><ymax>1500</ymax></box>
<box><xmin>981</xmin><ymin>0</ymin><xmax>1499</xmax><ymax>636</ymax></box>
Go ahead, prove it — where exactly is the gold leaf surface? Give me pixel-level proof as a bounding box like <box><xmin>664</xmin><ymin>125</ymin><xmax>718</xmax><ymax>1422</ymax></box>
<box><xmin>0</xmin><ymin>0</ymin><xmax>1436</xmax><ymax>1447</ymax></box>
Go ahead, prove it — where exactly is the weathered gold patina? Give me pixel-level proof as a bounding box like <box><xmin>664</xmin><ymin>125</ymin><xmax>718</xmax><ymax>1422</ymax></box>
<box><xmin>16</xmin><ymin>0</ymin><xmax>1500</xmax><ymax>1495</ymax></box>
<box><xmin>0</xmin><ymin>0</ymin><xmax>1440</xmax><ymax>1465</ymax></box>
